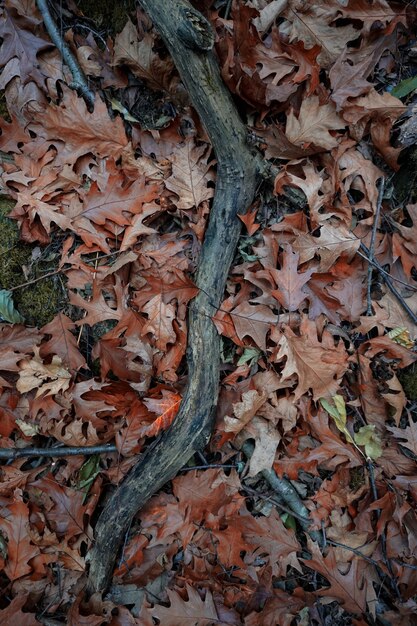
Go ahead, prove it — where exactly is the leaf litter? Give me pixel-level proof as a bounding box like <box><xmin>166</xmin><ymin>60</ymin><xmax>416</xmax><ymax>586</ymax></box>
<box><xmin>0</xmin><ymin>0</ymin><xmax>416</xmax><ymax>624</ymax></box>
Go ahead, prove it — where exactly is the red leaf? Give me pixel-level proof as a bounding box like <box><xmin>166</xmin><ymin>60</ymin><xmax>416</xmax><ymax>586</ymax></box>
<box><xmin>142</xmin><ymin>390</ymin><xmax>182</xmax><ymax>438</ymax></box>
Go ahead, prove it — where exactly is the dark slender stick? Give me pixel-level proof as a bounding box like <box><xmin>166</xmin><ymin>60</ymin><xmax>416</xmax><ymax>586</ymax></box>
<box><xmin>360</xmin><ymin>242</ymin><xmax>417</xmax><ymax>325</ymax></box>
<box><xmin>366</xmin><ymin>178</ymin><xmax>385</xmax><ymax>315</ymax></box>
<box><xmin>357</xmin><ymin>251</ymin><xmax>417</xmax><ymax>292</ymax></box>
<box><xmin>0</xmin><ymin>444</ymin><xmax>117</xmax><ymax>460</ymax></box>
<box><xmin>36</xmin><ymin>0</ymin><xmax>95</xmax><ymax>108</ymax></box>
<box><xmin>326</xmin><ymin>538</ymin><xmax>380</xmax><ymax>568</ymax></box>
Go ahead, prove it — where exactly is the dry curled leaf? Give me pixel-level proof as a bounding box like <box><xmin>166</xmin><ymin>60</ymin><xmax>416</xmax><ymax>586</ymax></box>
<box><xmin>17</xmin><ymin>346</ymin><xmax>71</xmax><ymax>397</ymax></box>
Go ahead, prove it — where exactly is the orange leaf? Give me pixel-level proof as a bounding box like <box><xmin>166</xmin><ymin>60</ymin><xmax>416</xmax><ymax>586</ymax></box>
<box><xmin>142</xmin><ymin>390</ymin><xmax>182</xmax><ymax>438</ymax></box>
<box><xmin>238</xmin><ymin>206</ymin><xmax>260</xmax><ymax>235</ymax></box>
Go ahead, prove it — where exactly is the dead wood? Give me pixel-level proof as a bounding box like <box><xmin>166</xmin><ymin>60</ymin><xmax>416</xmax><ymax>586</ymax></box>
<box><xmin>86</xmin><ymin>0</ymin><xmax>261</xmax><ymax>593</ymax></box>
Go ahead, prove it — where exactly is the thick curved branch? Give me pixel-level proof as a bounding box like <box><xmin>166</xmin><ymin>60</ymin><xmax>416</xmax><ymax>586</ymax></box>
<box><xmin>86</xmin><ymin>0</ymin><xmax>260</xmax><ymax>593</ymax></box>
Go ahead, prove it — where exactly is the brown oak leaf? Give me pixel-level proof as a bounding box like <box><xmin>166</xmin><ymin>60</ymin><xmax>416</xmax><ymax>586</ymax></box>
<box><xmin>17</xmin><ymin>346</ymin><xmax>71</xmax><ymax>398</ymax></box>
<box><xmin>276</xmin><ymin>316</ymin><xmax>348</xmax><ymax>400</ymax></box>
<box><xmin>0</xmin><ymin>499</ymin><xmax>40</xmax><ymax>581</ymax></box>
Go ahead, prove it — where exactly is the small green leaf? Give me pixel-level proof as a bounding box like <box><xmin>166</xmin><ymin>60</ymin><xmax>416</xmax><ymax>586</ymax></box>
<box><xmin>391</xmin><ymin>76</ymin><xmax>417</xmax><ymax>99</ymax></box>
<box><xmin>320</xmin><ymin>395</ymin><xmax>354</xmax><ymax>444</ymax></box>
<box><xmin>281</xmin><ymin>512</ymin><xmax>297</xmax><ymax>531</ymax></box>
<box><xmin>237</xmin><ymin>347</ymin><xmax>261</xmax><ymax>366</ymax></box>
<box><xmin>76</xmin><ymin>455</ymin><xmax>100</xmax><ymax>501</ymax></box>
<box><xmin>0</xmin><ymin>289</ymin><xmax>25</xmax><ymax>324</ymax></box>
<box><xmin>354</xmin><ymin>425</ymin><xmax>382</xmax><ymax>460</ymax></box>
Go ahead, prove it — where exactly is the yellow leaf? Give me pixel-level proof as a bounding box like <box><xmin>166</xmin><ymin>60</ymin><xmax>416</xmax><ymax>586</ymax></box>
<box><xmin>320</xmin><ymin>395</ymin><xmax>354</xmax><ymax>443</ymax></box>
<box><xmin>387</xmin><ymin>327</ymin><xmax>414</xmax><ymax>349</ymax></box>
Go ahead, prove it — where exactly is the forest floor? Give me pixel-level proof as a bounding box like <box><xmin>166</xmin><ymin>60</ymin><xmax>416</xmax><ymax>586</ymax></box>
<box><xmin>0</xmin><ymin>1</ymin><xmax>417</xmax><ymax>625</ymax></box>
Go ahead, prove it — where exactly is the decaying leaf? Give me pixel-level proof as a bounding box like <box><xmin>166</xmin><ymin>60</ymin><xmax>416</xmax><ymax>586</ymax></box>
<box><xmin>17</xmin><ymin>346</ymin><xmax>71</xmax><ymax>397</ymax></box>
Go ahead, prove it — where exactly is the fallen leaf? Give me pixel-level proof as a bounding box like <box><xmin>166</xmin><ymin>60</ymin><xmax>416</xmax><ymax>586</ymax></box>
<box><xmin>271</xmin><ymin>243</ymin><xmax>313</xmax><ymax>311</ymax></box>
<box><xmin>142</xmin><ymin>583</ymin><xmax>220</xmax><ymax>626</ymax></box>
<box><xmin>17</xmin><ymin>346</ymin><xmax>71</xmax><ymax>397</ymax></box>
<box><xmin>276</xmin><ymin>316</ymin><xmax>348</xmax><ymax>400</ymax></box>
<box><xmin>286</xmin><ymin>96</ymin><xmax>344</xmax><ymax>150</ymax></box>
<box><xmin>165</xmin><ymin>139</ymin><xmax>214</xmax><ymax>210</ymax></box>
<box><xmin>0</xmin><ymin>499</ymin><xmax>40</xmax><ymax>581</ymax></box>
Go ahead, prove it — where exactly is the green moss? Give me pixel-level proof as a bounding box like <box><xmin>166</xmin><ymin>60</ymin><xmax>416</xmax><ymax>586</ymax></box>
<box><xmin>393</xmin><ymin>147</ymin><xmax>417</xmax><ymax>205</ymax></box>
<box><xmin>0</xmin><ymin>198</ymin><xmax>62</xmax><ymax>327</ymax></box>
<box><xmin>349</xmin><ymin>466</ymin><xmax>365</xmax><ymax>491</ymax></box>
<box><xmin>76</xmin><ymin>0</ymin><xmax>135</xmax><ymax>35</ymax></box>
<box><xmin>398</xmin><ymin>363</ymin><xmax>417</xmax><ymax>401</ymax></box>
<box><xmin>0</xmin><ymin>91</ymin><xmax>11</xmax><ymax>122</ymax></box>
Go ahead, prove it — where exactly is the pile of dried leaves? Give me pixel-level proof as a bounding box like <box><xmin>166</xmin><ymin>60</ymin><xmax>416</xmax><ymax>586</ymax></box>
<box><xmin>0</xmin><ymin>0</ymin><xmax>416</xmax><ymax>624</ymax></box>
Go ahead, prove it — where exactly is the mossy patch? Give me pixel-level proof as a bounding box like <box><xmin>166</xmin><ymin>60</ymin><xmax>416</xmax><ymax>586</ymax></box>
<box><xmin>76</xmin><ymin>0</ymin><xmax>135</xmax><ymax>36</ymax></box>
<box><xmin>0</xmin><ymin>198</ymin><xmax>63</xmax><ymax>327</ymax></box>
<box><xmin>398</xmin><ymin>363</ymin><xmax>417</xmax><ymax>401</ymax></box>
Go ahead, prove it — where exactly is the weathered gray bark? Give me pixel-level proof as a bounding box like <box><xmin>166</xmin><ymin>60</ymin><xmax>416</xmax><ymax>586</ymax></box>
<box><xmin>86</xmin><ymin>0</ymin><xmax>261</xmax><ymax>593</ymax></box>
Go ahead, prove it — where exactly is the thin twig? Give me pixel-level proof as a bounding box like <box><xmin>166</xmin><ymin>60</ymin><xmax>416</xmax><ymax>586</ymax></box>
<box><xmin>360</xmin><ymin>242</ymin><xmax>417</xmax><ymax>325</ymax></box>
<box><xmin>8</xmin><ymin>268</ymin><xmax>62</xmax><ymax>292</ymax></box>
<box><xmin>357</xmin><ymin>251</ymin><xmax>417</xmax><ymax>292</ymax></box>
<box><xmin>325</xmin><ymin>538</ymin><xmax>380</xmax><ymax>568</ymax></box>
<box><xmin>367</xmin><ymin>178</ymin><xmax>385</xmax><ymax>315</ymax></box>
<box><xmin>0</xmin><ymin>444</ymin><xmax>117</xmax><ymax>460</ymax></box>
<box><xmin>36</xmin><ymin>0</ymin><xmax>95</xmax><ymax>109</ymax></box>
<box><xmin>392</xmin><ymin>558</ymin><xmax>417</xmax><ymax>570</ymax></box>
<box><xmin>179</xmin><ymin>463</ymin><xmax>237</xmax><ymax>472</ymax></box>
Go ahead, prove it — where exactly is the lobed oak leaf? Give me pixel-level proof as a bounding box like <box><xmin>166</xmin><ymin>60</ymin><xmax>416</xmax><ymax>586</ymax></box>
<box><xmin>292</xmin><ymin>223</ymin><xmax>359</xmax><ymax>271</ymax></box>
<box><xmin>30</xmin><ymin>89</ymin><xmax>128</xmax><ymax>164</ymax></box>
<box><xmin>113</xmin><ymin>19</ymin><xmax>178</xmax><ymax>95</ymax></box>
<box><xmin>29</xmin><ymin>476</ymin><xmax>90</xmax><ymax>539</ymax></box>
<box><xmin>242</xmin><ymin>416</ymin><xmax>281</xmax><ymax>477</ymax></box>
<box><xmin>144</xmin><ymin>584</ymin><xmax>220</xmax><ymax>626</ymax></box>
<box><xmin>302</xmin><ymin>540</ymin><xmax>377</xmax><ymax>615</ymax></box>
<box><xmin>0</xmin><ymin>596</ymin><xmax>41</xmax><ymax>625</ymax></box>
<box><xmin>276</xmin><ymin>316</ymin><xmax>348</xmax><ymax>400</ymax></box>
<box><xmin>238</xmin><ymin>206</ymin><xmax>261</xmax><ymax>235</ymax></box>
<box><xmin>244</xmin><ymin>508</ymin><xmax>302</xmax><ymax>577</ymax></box>
<box><xmin>387</xmin><ymin>422</ymin><xmax>417</xmax><ymax>458</ymax></box>
<box><xmin>286</xmin><ymin>96</ymin><xmax>344</xmax><ymax>151</ymax></box>
<box><xmin>271</xmin><ymin>243</ymin><xmax>313</xmax><ymax>311</ymax></box>
<box><xmin>0</xmin><ymin>499</ymin><xmax>40</xmax><ymax>581</ymax></box>
<box><xmin>283</xmin><ymin>1</ymin><xmax>357</xmax><ymax>68</ymax></box>
<box><xmin>0</xmin><ymin>5</ymin><xmax>51</xmax><ymax>88</ymax></box>
<box><xmin>244</xmin><ymin>588</ymin><xmax>311</xmax><ymax>626</ymax></box>
<box><xmin>224</xmin><ymin>389</ymin><xmax>267</xmax><ymax>435</ymax></box>
<box><xmin>142</xmin><ymin>390</ymin><xmax>182</xmax><ymax>438</ymax></box>
<box><xmin>120</xmin><ymin>202</ymin><xmax>161</xmax><ymax>251</ymax></box>
<box><xmin>40</xmin><ymin>313</ymin><xmax>86</xmax><ymax>371</ymax></box>
<box><xmin>141</xmin><ymin>294</ymin><xmax>177</xmax><ymax>351</ymax></box>
<box><xmin>230</xmin><ymin>302</ymin><xmax>277</xmax><ymax>352</ymax></box>
<box><xmin>15</xmin><ymin>190</ymin><xmax>72</xmax><ymax>234</ymax></box>
<box><xmin>165</xmin><ymin>140</ymin><xmax>215</xmax><ymax>210</ymax></box>
<box><xmin>17</xmin><ymin>346</ymin><xmax>71</xmax><ymax>398</ymax></box>
<box><xmin>70</xmin><ymin>275</ymin><xmax>128</xmax><ymax>327</ymax></box>
<box><xmin>0</xmin><ymin>324</ymin><xmax>40</xmax><ymax>372</ymax></box>
<box><xmin>131</xmin><ymin>269</ymin><xmax>198</xmax><ymax>308</ymax></box>
<box><xmin>73</xmin><ymin>160</ymin><xmax>159</xmax><ymax>228</ymax></box>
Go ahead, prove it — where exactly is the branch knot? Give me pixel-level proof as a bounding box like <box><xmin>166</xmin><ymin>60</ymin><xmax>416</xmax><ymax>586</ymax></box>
<box><xmin>177</xmin><ymin>8</ymin><xmax>214</xmax><ymax>51</ymax></box>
